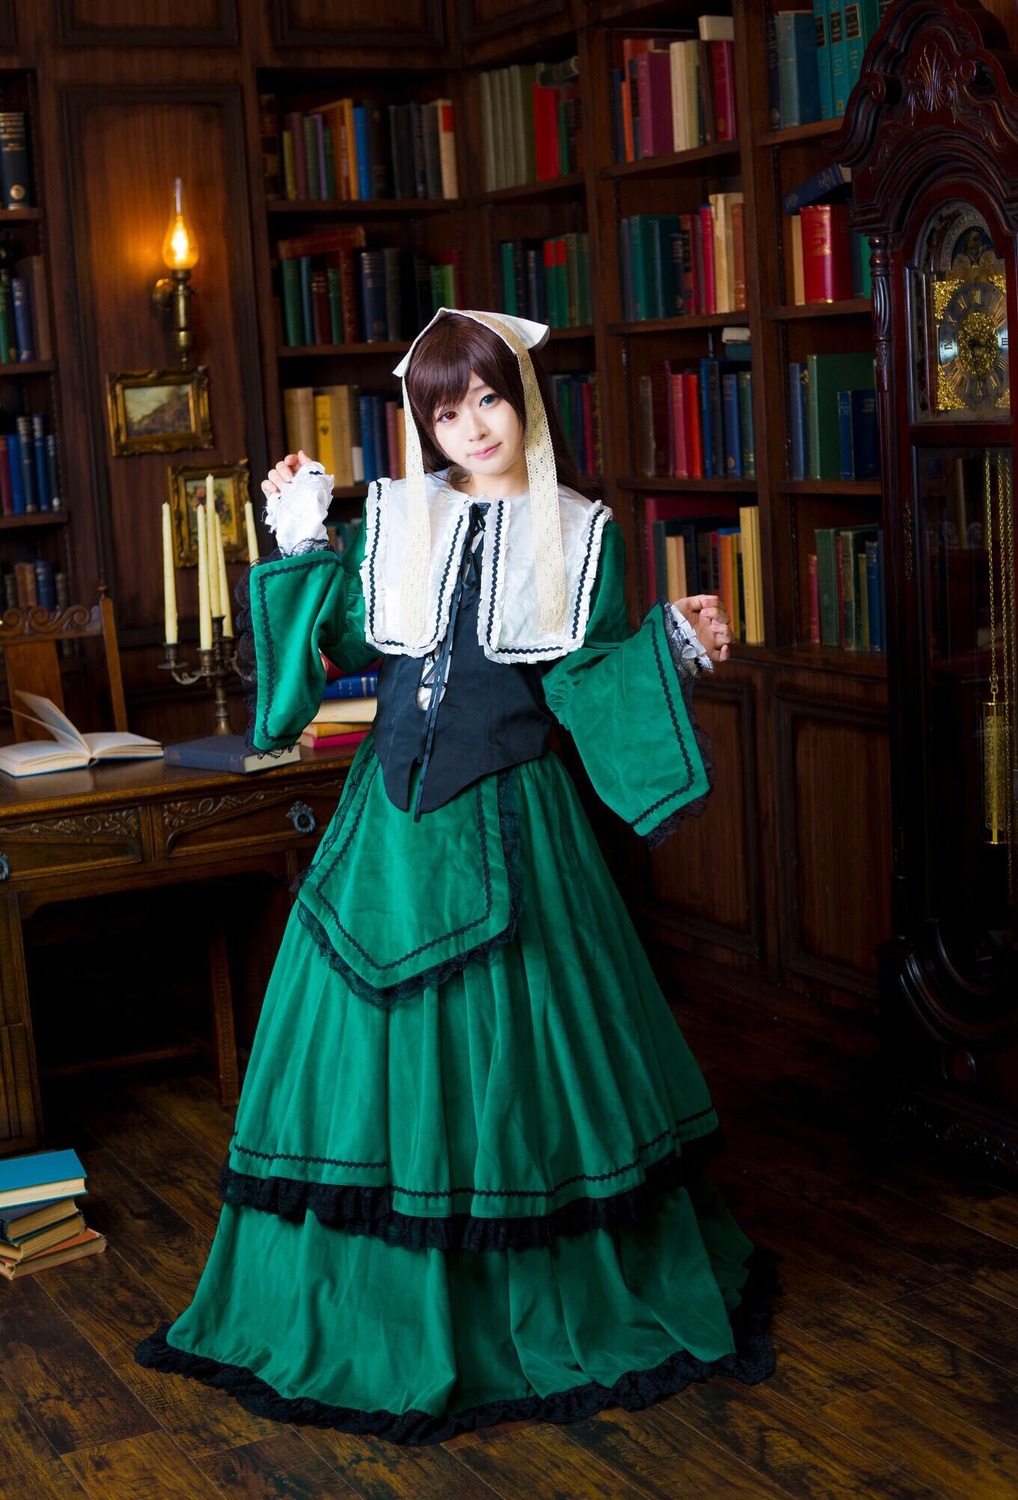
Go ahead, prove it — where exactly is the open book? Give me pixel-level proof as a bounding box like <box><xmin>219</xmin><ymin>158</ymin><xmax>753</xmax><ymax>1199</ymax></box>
<box><xmin>0</xmin><ymin>690</ymin><xmax>163</xmax><ymax>778</ymax></box>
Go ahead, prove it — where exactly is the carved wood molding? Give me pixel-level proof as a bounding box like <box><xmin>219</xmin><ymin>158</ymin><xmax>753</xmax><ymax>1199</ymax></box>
<box><xmin>271</xmin><ymin>0</ymin><xmax>445</xmax><ymax>50</ymax></box>
<box><xmin>55</xmin><ymin>0</ymin><xmax>238</xmax><ymax>47</ymax></box>
<box><xmin>889</xmin><ymin>1093</ymin><xmax>1018</xmax><ymax>1178</ymax></box>
<box><xmin>837</xmin><ymin>0</ymin><xmax>1018</xmax><ymax>232</ymax></box>
<box><xmin>4</xmin><ymin>808</ymin><xmax>140</xmax><ymax>841</ymax></box>
<box><xmin>162</xmin><ymin>790</ymin><xmax>269</xmax><ymax>841</ymax></box>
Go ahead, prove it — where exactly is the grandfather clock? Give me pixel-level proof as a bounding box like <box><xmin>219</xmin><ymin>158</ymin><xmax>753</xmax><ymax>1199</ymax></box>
<box><xmin>838</xmin><ymin>0</ymin><xmax>1018</xmax><ymax>1174</ymax></box>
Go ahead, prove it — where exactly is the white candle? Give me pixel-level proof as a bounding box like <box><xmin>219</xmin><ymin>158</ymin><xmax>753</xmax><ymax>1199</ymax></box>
<box><xmin>196</xmin><ymin>503</ymin><xmax>212</xmax><ymax>651</ymax></box>
<box><xmin>245</xmin><ymin>498</ymin><xmax>259</xmax><ymax>563</ymax></box>
<box><xmin>214</xmin><ymin>507</ymin><xmax>233</xmax><ymax>637</ymax></box>
<box><xmin>161</xmin><ymin>502</ymin><xmax>178</xmax><ymax>644</ymax></box>
<box><xmin>205</xmin><ymin>477</ymin><xmax>221</xmax><ymax>617</ymax></box>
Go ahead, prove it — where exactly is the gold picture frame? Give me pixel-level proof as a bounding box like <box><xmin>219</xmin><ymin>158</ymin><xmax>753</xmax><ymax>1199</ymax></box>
<box><xmin>168</xmin><ymin>460</ymin><xmax>251</xmax><ymax>567</ymax></box>
<box><xmin>107</xmin><ymin>367</ymin><xmax>213</xmax><ymax>456</ymax></box>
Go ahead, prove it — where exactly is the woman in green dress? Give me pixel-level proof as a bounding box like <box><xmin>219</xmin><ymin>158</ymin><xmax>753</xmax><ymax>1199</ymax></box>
<box><xmin>136</xmin><ymin>308</ymin><xmax>774</xmax><ymax>1443</ymax></box>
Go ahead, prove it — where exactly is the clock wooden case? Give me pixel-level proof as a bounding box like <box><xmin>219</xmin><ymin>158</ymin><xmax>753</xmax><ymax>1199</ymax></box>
<box><xmin>838</xmin><ymin>0</ymin><xmax>1018</xmax><ymax>1175</ymax></box>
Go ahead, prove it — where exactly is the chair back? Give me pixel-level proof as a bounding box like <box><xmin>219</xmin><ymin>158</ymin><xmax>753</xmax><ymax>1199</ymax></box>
<box><xmin>0</xmin><ymin>587</ymin><xmax>127</xmax><ymax>742</ymax></box>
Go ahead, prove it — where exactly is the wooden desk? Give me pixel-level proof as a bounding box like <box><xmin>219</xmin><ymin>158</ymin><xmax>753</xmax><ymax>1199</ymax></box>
<box><xmin>0</xmin><ymin>750</ymin><xmax>352</xmax><ymax>1156</ymax></box>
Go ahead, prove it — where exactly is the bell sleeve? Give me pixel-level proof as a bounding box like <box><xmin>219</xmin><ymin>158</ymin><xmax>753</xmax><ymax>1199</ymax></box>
<box><xmin>542</xmin><ymin>520</ymin><xmax>713</xmax><ymax>847</ymax></box>
<box><xmin>243</xmin><ymin>526</ymin><xmax>378</xmax><ymax>752</ymax></box>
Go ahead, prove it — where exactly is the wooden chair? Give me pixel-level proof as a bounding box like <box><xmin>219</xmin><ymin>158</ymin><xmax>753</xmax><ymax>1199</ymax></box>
<box><xmin>0</xmin><ymin>586</ymin><xmax>127</xmax><ymax>741</ymax></box>
<box><xmin>0</xmin><ymin>587</ymin><xmax>241</xmax><ymax>1109</ymax></box>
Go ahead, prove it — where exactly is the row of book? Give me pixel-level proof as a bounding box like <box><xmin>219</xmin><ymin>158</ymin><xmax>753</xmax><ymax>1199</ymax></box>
<box><xmin>620</xmin><ymin>194</ymin><xmax>746</xmax><ymax>323</ymax></box>
<box><xmin>612</xmin><ymin>16</ymin><xmax>737</xmax><ymax>163</ymax></box>
<box><xmin>0</xmin><ymin>256</ymin><xmax>50</xmax><ymax>363</ymax></box>
<box><xmin>278</xmin><ymin>224</ymin><xmax>463</xmax><ymax>349</ymax></box>
<box><xmin>479</xmin><ymin>57</ymin><xmax>584</xmax><ymax>192</ymax></box>
<box><xmin>768</xmin><ymin>1</ymin><xmax>890</xmax><ymax>129</ymax></box>
<box><xmin>644</xmin><ymin>496</ymin><xmax>763</xmax><ymax>645</ymax></box>
<box><xmin>788</xmin><ymin>352</ymin><xmax>879</xmax><ymax>482</ymax></box>
<box><xmin>263</xmin><ymin>93</ymin><xmax>458</xmax><ymax>204</ymax></box>
<box><xmin>0</xmin><ymin>414</ymin><xmax>63</xmax><ymax>513</ymax></box>
<box><xmin>0</xmin><ymin>110</ymin><xmax>31</xmax><ymax>208</ymax></box>
<box><xmin>301</xmin><ymin>664</ymin><xmax>377</xmax><ymax>754</ymax></box>
<box><xmin>639</xmin><ymin>352</ymin><xmax>755</xmax><ymax>481</ymax></box>
<box><xmin>788</xmin><ymin>200</ymin><xmax>872</xmax><ymax>306</ymax></box>
<box><xmin>548</xmin><ymin>372</ymin><xmax>600</xmax><ymax>481</ymax></box>
<box><xmin>0</xmin><ymin>1147</ymin><xmax>105</xmax><ymax>1281</ymax></box>
<box><xmin>498</xmin><ymin>232</ymin><xmax>592</xmax><ymax>330</ymax></box>
<box><xmin>809</xmin><ymin>524</ymin><xmax>885</xmax><ymax>651</ymax></box>
<box><xmin>285</xmin><ymin>384</ymin><xmax>404</xmax><ymax>489</ymax></box>
<box><xmin>2</xmin><ymin>556</ymin><xmax>65</xmax><ymax>611</ymax></box>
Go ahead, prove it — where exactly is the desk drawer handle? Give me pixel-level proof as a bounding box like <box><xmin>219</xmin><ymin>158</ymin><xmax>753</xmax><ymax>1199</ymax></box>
<box><xmin>0</xmin><ymin>852</ymin><xmax>7</xmax><ymax>882</ymax></box>
<box><xmin>287</xmin><ymin>800</ymin><xmax>316</xmax><ymax>837</ymax></box>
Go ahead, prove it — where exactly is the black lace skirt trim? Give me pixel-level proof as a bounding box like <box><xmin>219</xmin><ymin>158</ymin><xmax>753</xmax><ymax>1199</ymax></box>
<box><xmin>134</xmin><ymin>1249</ymin><xmax>777</xmax><ymax>1446</ymax></box>
<box><xmin>218</xmin><ymin>1133</ymin><xmax>721</xmax><ymax>1251</ymax></box>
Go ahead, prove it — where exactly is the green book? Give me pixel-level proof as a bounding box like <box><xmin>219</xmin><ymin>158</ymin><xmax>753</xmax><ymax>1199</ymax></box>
<box><xmin>838</xmin><ymin>523</ymin><xmax>880</xmax><ymax>649</ymax></box>
<box><xmin>279</xmin><ymin>258</ymin><xmax>304</xmax><ymax>346</ymax></box>
<box><xmin>806</xmin><ymin>351</ymin><xmax>876</xmax><ymax>479</ymax></box>
<box><xmin>813</xmin><ymin>527</ymin><xmax>840</xmax><ymax>647</ymax></box>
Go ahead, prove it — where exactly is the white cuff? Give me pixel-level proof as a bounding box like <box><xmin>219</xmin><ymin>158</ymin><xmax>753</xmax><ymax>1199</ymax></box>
<box><xmin>669</xmin><ymin>605</ymin><xmax>713</xmax><ymax>674</ymax></box>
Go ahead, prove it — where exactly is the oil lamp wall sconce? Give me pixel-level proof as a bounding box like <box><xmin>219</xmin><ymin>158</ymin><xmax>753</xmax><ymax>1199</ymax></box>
<box><xmin>153</xmin><ymin>177</ymin><xmax>199</xmax><ymax>369</ymax></box>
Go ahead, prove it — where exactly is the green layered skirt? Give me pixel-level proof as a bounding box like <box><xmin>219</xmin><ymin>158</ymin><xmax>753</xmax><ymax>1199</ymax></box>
<box><xmin>136</xmin><ymin>748</ymin><xmax>773</xmax><ymax>1443</ymax></box>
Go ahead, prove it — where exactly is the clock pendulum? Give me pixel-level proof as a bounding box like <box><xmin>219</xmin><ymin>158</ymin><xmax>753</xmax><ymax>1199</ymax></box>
<box><xmin>982</xmin><ymin>449</ymin><xmax>1016</xmax><ymax>893</ymax></box>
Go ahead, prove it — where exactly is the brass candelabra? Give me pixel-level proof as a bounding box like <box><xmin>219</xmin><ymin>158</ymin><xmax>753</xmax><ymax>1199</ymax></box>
<box><xmin>162</xmin><ymin>617</ymin><xmax>240</xmax><ymax>735</ymax></box>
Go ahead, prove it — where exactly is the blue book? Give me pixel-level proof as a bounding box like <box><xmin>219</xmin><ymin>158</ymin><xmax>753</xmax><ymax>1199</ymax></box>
<box><xmin>765</xmin><ymin>9</ymin><xmax>782</xmax><ymax>129</ymax></box>
<box><xmin>354</xmin><ymin>105</ymin><xmax>371</xmax><ymax>200</ymax></box>
<box><xmin>698</xmin><ymin>357</ymin><xmax>717</xmax><ymax>478</ymax></box>
<box><xmin>837</xmin><ymin>388</ymin><xmax>855</xmax><ymax>479</ymax></box>
<box><xmin>844</xmin><ymin>0</ymin><xmax>882</xmax><ymax>97</ymax></box>
<box><xmin>781</xmin><ymin>162</ymin><xmax>851</xmax><ymax>214</ymax></box>
<box><xmin>34</xmin><ymin>558</ymin><xmax>55</xmax><ymax>608</ymax></box>
<box><xmin>737</xmin><ymin>369</ymin><xmax>756</xmax><ymax>479</ymax></box>
<box><xmin>10</xmin><ymin>275</ymin><xmax>33</xmax><ymax>361</ymax></box>
<box><xmin>6</xmin><ymin>431</ymin><xmax>24</xmax><ymax>513</ymax></box>
<box><xmin>851</xmin><ymin>387</ymin><xmax>880</xmax><ymax>478</ymax></box>
<box><xmin>829</xmin><ymin>0</ymin><xmax>848</xmax><ymax>115</ymax></box>
<box><xmin>32</xmin><ymin>413</ymin><xmax>49</xmax><ymax>511</ymax></box>
<box><xmin>358</xmin><ymin>249</ymin><xmax>387</xmax><ymax>342</ymax></box>
<box><xmin>16</xmin><ymin>415</ymin><xmax>35</xmax><ymax>512</ymax></box>
<box><xmin>323</xmin><ymin>670</ymin><xmax>378</xmax><ymax>700</ymax></box>
<box><xmin>813</xmin><ymin>0</ymin><xmax>835</xmax><ymax>119</ymax></box>
<box><xmin>788</xmin><ymin>362</ymin><xmax>808</xmax><ymax>480</ymax></box>
<box><xmin>776</xmin><ymin>11</ymin><xmax>821</xmax><ymax>127</ymax></box>
<box><xmin>46</xmin><ymin>433</ymin><xmax>61</xmax><ymax>510</ymax></box>
<box><xmin>359</xmin><ymin>393</ymin><xmax>378</xmax><ymax>481</ymax></box>
<box><xmin>0</xmin><ymin>1148</ymin><xmax>86</xmax><ymax>1209</ymax></box>
<box><xmin>721</xmin><ymin>371</ymin><xmax>742</xmax><ymax>478</ymax></box>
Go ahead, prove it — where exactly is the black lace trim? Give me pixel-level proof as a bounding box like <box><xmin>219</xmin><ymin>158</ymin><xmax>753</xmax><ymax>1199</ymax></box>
<box><xmin>134</xmin><ymin>1249</ymin><xmax>777</xmax><ymax>1446</ymax></box>
<box><xmin>294</xmin><ymin>766</ymin><xmax>524</xmax><ymax>1009</ymax></box>
<box><xmin>642</xmin><ymin>607</ymin><xmax>715</xmax><ymax>849</ymax></box>
<box><xmin>218</xmin><ymin>1134</ymin><xmax>721</xmax><ymax>1251</ymax></box>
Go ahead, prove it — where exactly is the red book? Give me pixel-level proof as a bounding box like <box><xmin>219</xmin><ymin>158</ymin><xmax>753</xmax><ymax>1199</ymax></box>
<box><xmin>310</xmin><ymin>271</ymin><xmax>331</xmax><ymax>345</ymax></box>
<box><xmin>709</xmin><ymin>41</ymin><xmax>738</xmax><ymax>142</ymax></box>
<box><xmin>682</xmin><ymin>370</ymin><xmax>704</xmax><ymax>477</ymax></box>
<box><xmin>801</xmin><ymin>203</ymin><xmax>853</xmax><ymax>303</ymax></box>
<box><xmin>670</xmin><ymin>373</ymin><xmax>688</xmax><ymax>479</ymax></box>
<box><xmin>532</xmin><ymin>84</ymin><xmax>560</xmax><ymax>180</ymax></box>
<box><xmin>635</xmin><ymin>49</ymin><xmax>673</xmax><ymax>159</ymax></box>
<box><xmin>679</xmin><ymin>212</ymin><xmax>699</xmax><ymax>314</ymax></box>
<box><xmin>277</xmin><ymin>225</ymin><xmax>366</xmax><ymax>260</ymax></box>
<box><xmin>698</xmin><ymin>203</ymin><xmax>716</xmax><ymax>314</ymax></box>
<box><xmin>285</xmin><ymin>110</ymin><xmax>308</xmax><ymax>199</ymax></box>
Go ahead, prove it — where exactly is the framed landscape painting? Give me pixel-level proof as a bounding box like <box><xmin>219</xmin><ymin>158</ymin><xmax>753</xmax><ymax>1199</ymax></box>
<box><xmin>107</xmin><ymin>367</ymin><xmax>213</xmax><ymax>456</ymax></box>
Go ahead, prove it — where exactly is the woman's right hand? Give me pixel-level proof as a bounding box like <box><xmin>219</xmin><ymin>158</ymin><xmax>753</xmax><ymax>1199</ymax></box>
<box><xmin>262</xmin><ymin>449</ymin><xmax>312</xmax><ymax>499</ymax></box>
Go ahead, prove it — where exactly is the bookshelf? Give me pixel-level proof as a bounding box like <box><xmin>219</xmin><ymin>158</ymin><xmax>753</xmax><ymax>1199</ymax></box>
<box><xmin>0</xmin><ymin>68</ymin><xmax>70</xmax><ymax>622</ymax></box>
<box><xmin>254</xmin><ymin>66</ymin><xmax>467</xmax><ymax>511</ymax></box>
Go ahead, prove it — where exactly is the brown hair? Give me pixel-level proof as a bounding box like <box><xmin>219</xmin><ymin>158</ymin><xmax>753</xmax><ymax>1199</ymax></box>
<box><xmin>402</xmin><ymin>313</ymin><xmax>596</xmax><ymax>498</ymax></box>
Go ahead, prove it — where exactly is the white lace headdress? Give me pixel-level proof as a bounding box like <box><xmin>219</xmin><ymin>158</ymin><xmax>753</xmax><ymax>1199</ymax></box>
<box><xmin>392</xmin><ymin>308</ymin><xmax>566</xmax><ymax>646</ymax></box>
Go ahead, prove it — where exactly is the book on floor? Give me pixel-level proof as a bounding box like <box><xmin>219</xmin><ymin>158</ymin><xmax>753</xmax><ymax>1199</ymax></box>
<box><xmin>0</xmin><ymin>1227</ymin><xmax>106</xmax><ymax>1279</ymax></box>
<box><xmin>0</xmin><ymin>1148</ymin><xmax>87</xmax><ymax>1210</ymax></box>
<box><xmin>0</xmin><ymin>1210</ymin><xmax>87</xmax><ymax>1262</ymax></box>
<box><xmin>0</xmin><ymin>1196</ymin><xmax>81</xmax><ymax>1240</ymax></box>
<box><xmin>0</xmin><ymin>691</ymin><xmax>163</xmax><ymax>778</ymax></box>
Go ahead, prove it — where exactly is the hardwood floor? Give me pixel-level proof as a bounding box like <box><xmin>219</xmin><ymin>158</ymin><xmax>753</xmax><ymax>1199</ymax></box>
<box><xmin>3</xmin><ymin>986</ymin><xmax>1018</xmax><ymax>1499</ymax></box>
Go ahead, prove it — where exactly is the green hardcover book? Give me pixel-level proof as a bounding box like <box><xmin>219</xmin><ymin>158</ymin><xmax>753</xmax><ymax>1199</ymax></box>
<box><xmin>806</xmin><ymin>351</ymin><xmax>876</xmax><ymax>479</ymax></box>
<box><xmin>838</xmin><ymin>523</ymin><xmax>881</xmax><ymax>649</ymax></box>
<box><xmin>326</xmin><ymin>266</ymin><xmax>344</xmax><ymax>342</ymax></box>
<box><xmin>280</xmin><ymin>258</ymin><xmax>304</xmax><ymax>346</ymax></box>
<box><xmin>813</xmin><ymin>527</ymin><xmax>840</xmax><ymax>647</ymax></box>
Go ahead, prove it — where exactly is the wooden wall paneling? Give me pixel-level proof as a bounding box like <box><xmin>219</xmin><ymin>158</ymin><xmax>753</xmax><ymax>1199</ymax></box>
<box><xmin>775</xmin><ymin>688</ymin><xmax>891</xmax><ymax>997</ymax></box>
<box><xmin>0</xmin><ymin>895</ymin><xmax>38</xmax><ymax>1149</ymax></box>
<box><xmin>646</xmin><ymin>671</ymin><xmax>763</xmax><ymax>961</ymax></box>
<box><xmin>458</xmin><ymin>0</ymin><xmax>574</xmax><ymax>56</ymax></box>
<box><xmin>54</xmin><ymin>0</ymin><xmax>238</xmax><ymax>47</ymax></box>
<box><xmin>0</xmin><ymin>0</ymin><xmax>15</xmax><ymax>51</ymax></box>
<box><xmin>271</xmin><ymin>0</ymin><xmax>446</xmax><ymax>51</ymax></box>
<box><xmin>58</xmin><ymin>85</ymin><xmax>267</xmax><ymax>735</ymax></box>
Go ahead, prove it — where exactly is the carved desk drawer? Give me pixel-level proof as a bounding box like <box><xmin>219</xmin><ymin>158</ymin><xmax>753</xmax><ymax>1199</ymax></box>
<box><xmin>0</xmin><ymin>805</ymin><xmax>144</xmax><ymax>883</ymax></box>
<box><xmin>158</xmin><ymin>777</ymin><xmax>346</xmax><ymax>860</ymax></box>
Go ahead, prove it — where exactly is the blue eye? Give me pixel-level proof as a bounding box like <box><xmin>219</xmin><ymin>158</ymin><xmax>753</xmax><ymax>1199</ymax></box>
<box><xmin>480</xmin><ymin>392</ymin><xmax>499</xmax><ymax>407</ymax></box>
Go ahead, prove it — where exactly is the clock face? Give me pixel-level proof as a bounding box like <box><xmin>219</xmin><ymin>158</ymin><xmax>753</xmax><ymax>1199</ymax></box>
<box><xmin>934</xmin><ymin>272</ymin><xmax>1010</xmax><ymax>415</ymax></box>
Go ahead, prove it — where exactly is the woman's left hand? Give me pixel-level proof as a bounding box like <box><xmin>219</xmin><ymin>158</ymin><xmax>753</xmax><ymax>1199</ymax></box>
<box><xmin>673</xmin><ymin>594</ymin><xmax>733</xmax><ymax>664</ymax></box>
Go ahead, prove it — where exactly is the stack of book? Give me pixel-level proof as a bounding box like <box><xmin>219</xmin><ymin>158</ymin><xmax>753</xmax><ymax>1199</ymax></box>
<box><xmin>479</xmin><ymin>56</ymin><xmax>583</xmax><ymax>191</ymax></box>
<box><xmin>612</xmin><ymin>17</ymin><xmax>737</xmax><ymax>163</ymax></box>
<box><xmin>0</xmin><ymin>1147</ymin><xmax>106</xmax><ymax>1281</ymax></box>
<box><xmin>301</xmin><ymin>668</ymin><xmax>378</xmax><ymax>753</ymax></box>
